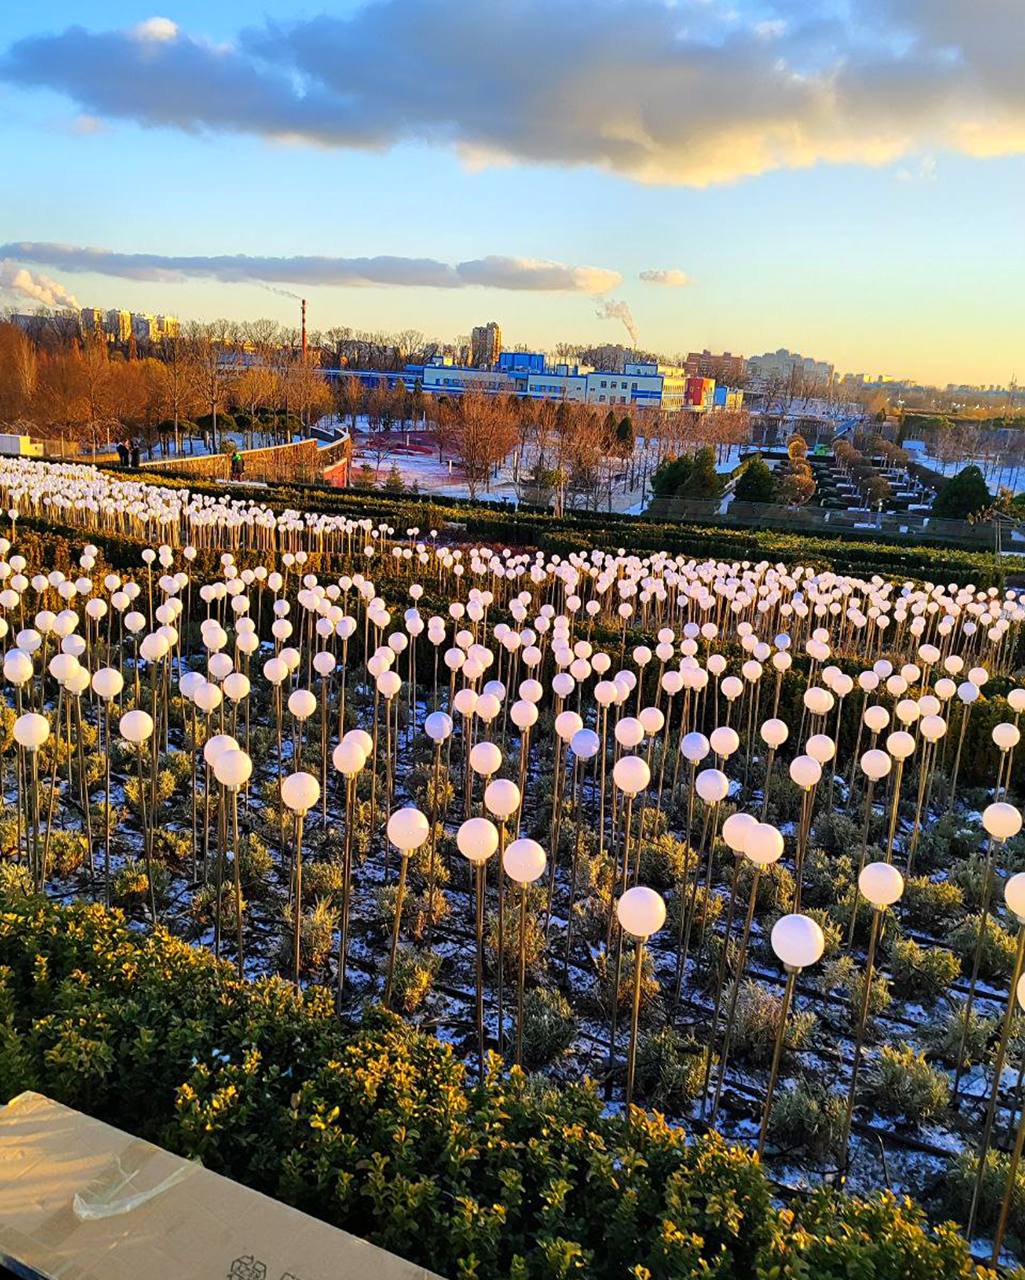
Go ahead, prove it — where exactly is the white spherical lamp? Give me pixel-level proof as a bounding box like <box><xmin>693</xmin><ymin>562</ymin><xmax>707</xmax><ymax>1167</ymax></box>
<box><xmin>387</xmin><ymin>806</ymin><xmax>430</xmax><ymax>852</ymax></box>
<box><xmin>859</xmin><ymin>861</ymin><xmax>904</xmax><ymax>908</ymax></box>
<box><xmin>616</xmin><ymin>885</ymin><xmax>667</xmax><ymax>939</ymax></box>
<box><xmin>770</xmin><ymin>913</ymin><xmax>826</xmax><ymax>970</ymax></box>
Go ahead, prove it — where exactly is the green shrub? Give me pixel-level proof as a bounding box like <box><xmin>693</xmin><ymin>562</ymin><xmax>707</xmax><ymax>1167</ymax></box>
<box><xmin>634</xmin><ymin>1027</ymin><xmax>705</xmax><ymax>1110</ymax></box>
<box><xmin>924</xmin><ymin>1003</ymin><xmax>997</xmax><ymax>1068</ymax></box>
<box><xmin>864</xmin><ymin>1043</ymin><xmax>949</xmax><ymax>1124</ymax></box>
<box><xmin>950</xmin><ymin>913</ymin><xmax>1018</xmax><ymax>981</ymax></box>
<box><xmin>520</xmin><ymin>987</ymin><xmax>577</xmax><ymax>1070</ymax></box>
<box><xmin>389</xmin><ymin>946</ymin><xmax>440</xmax><ymax>1014</ymax></box>
<box><xmin>888</xmin><ymin>935</ymin><xmax>960</xmax><ymax>1003</ymax></box>
<box><xmin>903</xmin><ymin>876</ymin><xmax>966</xmax><ymax>930</ymax></box>
<box><xmin>0</xmin><ymin>894</ymin><xmax>1001</xmax><ymax>1280</ymax></box>
<box><xmin>726</xmin><ymin>978</ymin><xmax>817</xmax><ymax>1066</ymax></box>
<box><xmin>769</xmin><ymin>1082</ymin><xmax>846</xmax><ymax>1161</ymax></box>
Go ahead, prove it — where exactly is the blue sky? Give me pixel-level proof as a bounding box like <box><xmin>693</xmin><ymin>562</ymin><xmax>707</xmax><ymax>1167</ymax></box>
<box><xmin>1</xmin><ymin>0</ymin><xmax>1023</xmax><ymax>385</ymax></box>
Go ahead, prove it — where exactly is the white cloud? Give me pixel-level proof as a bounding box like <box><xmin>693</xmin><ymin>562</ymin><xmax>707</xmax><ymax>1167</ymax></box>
<box><xmin>131</xmin><ymin>17</ymin><xmax>178</xmax><ymax>42</ymax></box>
<box><xmin>2</xmin><ymin>1</ymin><xmax>1024</xmax><ymax>186</ymax></box>
<box><xmin>639</xmin><ymin>269</ymin><xmax>692</xmax><ymax>287</ymax></box>
<box><xmin>0</xmin><ymin>242</ymin><xmax>620</xmax><ymax>293</ymax></box>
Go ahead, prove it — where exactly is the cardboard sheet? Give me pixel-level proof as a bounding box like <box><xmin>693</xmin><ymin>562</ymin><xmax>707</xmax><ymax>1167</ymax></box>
<box><xmin>0</xmin><ymin>1092</ymin><xmax>445</xmax><ymax>1280</ymax></box>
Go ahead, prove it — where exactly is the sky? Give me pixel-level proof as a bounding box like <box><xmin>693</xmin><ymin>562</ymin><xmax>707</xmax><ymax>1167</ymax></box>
<box><xmin>0</xmin><ymin>0</ymin><xmax>1023</xmax><ymax>387</ymax></box>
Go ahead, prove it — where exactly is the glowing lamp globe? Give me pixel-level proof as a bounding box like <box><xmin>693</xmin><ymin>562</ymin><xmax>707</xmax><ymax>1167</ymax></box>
<box><xmin>3</xmin><ymin>650</ymin><xmax>32</xmax><ymax>686</ymax></box>
<box><xmin>13</xmin><ymin>711</ymin><xmax>49</xmax><ymax>751</ymax></box>
<box><xmin>387</xmin><ymin>806</ymin><xmax>430</xmax><ymax>852</ymax></box>
<box><xmin>805</xmin><ymin>733</ymin><xmax>835</xmax><ymax>764</ymax></box>
<box><xmin>1009</xmin><ymin>689</ymin><xmax>1025</xmax><ymax>715</ymax></box>
<box><xmin>119</xmin><ymin>709</ymin><xmax>153</xmax><ymax>746</ymax></box>
<box><xmin>179</xmin><ymin>670</ymin><xmax>205</xmax><ymax>702</ymax></box>
<box><xmin>281</xmin><ymin>771</ymin><xmax>320</xmax><ymax>815</ymax></box>
<box><xmin>745</xmin><ymin>822</ymin><xmax>784</xmax><ymax>866</ymax></box>
<box><xmin>313</xmin><ymin>651</ymin><xmax>336</xmax><ymax>678</ymax></box>
<box><xmin>469</xmin><ymin>741</ymin><xmax>502</xmax><ymax>777</ymax></box>
<box><xmin>616</xmin><ymin>886</ymin><xmax>666</xmax><ymax>939</ymax></box>
<box><xmin>920</xmin><ymin>715</ymin><xmax>947</xmax><ymax>742</ymax></box>
<box><xmin>213</xmin><ymin>748</ymin><xmax>252</xmax><ymax>791</ymax></box>
<box><xmin>207</xmin><ymin>652</ymin><xmax>233</xmax><ymax>682</ymax></box>
<box><xmin>760</xmin><ymin>719</ymin><xmax>789</xmax><ymax>749</ymax></box>
<box><xmin>1017</xmin><ymin>972</ymin><xmax>1025</xmax><ymax>1013</ymax></box>
<box><xmin>222</xmin><ymin>672</ymin><xmax>251</xmax><ymax>702</ymax></box>
<box><xmin>66</xmin><ymin>667</ymin><xmax>90</xmax><ymax>698</ymax></box>
<box><xmin>287</xmin><ymin>689</ymin><xmax>316</xmax><ymax>721</ymax></box>
<box><xmin>343</xmin><ymin>728</ymin><xmax>373</xmax><ymax>756</ymax></box>
<box><xmin>263</xmin><ymin>657</ymin><xmax>288</xmax><ymax>686</ymax></box>
<box><xmin>863</xmin><ymin>706</ymin><xmax>890</xmax><ymax>734</ymax></box>
<box><xmin>710</xmin><ymin>726</ymin><xmax>740</xmax><ymax>758</ymax></box>
<box><xmin>695</xmin><ymin>767</ymin><xmax>729</xmax><ymax>805</ymax></box>
<box><xmin>424</xmin><ymin>711</ymin><xmax>454</xmax><ymax>743</ymax></box>
<box><xmin>614</xmin><ymin>717</ymin><xmax>644</xmax><ymax>749</ymax></box>
<box><xmin>770</xmin><ymin>913</ymin><xmax>825</xmax><ymax>970</ymax></box>
<box><xmin>722</xmin><ymin>812</ymin><xmax>757</xmax><ymax>854</ymax></box>
<box><xmin>332</xmin><ymin>740</ymin><xmax>366</xmax><ymax>777</ymax></box>
<box><xmin>993</xmin><ymin>723</ymin><xmax>1021</xmax><ymax>752</ymax></box>
<box><xmin>1006</xmin><ymin>873</ymin><xmax>1025</xmax><ymax>920</ymax></box>
<box><xmin>203</xmin><ymin>733</ymin><xmax>238</xmax><ymax>768</ymax></box>
<box><xmin>504</xmin><ymin>837</ymin><xmax>546</xmax><ymax>884</ymax></box>
<box><xmin>555</xmin><ymin>710</ymin><xmax>583</xmax><ymax>743</ymax></box>
<box><xmin>613</xmin><ymin>754</ymin><xmax>650</xmax><ymax>796</ymax></box>
<box><xmin>48</xmin><ymin>652</ymin><xmax>78</xmax><ymax>686</ymax></box>
<box><xmin>860</xmin><ymin>749</ymin><xmax>892</xmax><ymax>781</ymax></box>
<box><xmin>456</xmin><ymin>816</ymin><xmax>499</xmax><ymax>864</ymax></box>
<box><xmin>570</xmin><ymin>728</ymin><xmax>600</xmax><ymax>759</ymax></box>
<box><xmin>91</xmin><ymin>667</ymin><xmax>124</xmax><ymax>702</ymax></box>
<box><xmin>983</xmin><ymin>802</ymin><xmax>1022</xmax><ymax>842</ymax></box>
<box><xmin>789</xmin><ymin>755</ymin><xmax>822</xmax><ymax>789</ymax></box>
<box><xmin>681</xmin><ymin>732</ymin><xmax>710</xmax><ymax>764</ymax></box>
<box><xmin>194</xmin><ymin>681</ymin><xmax>222</xmax><ymax>714</ymax></box>
<box><xmin>453</xmin><ymin>688</ymin><xmax>478</xmax><ymax>717</ymax></box>
<box><xmin>803</xmin><ymin>687</ymin><xmax>834</xmax><ymax>716</ymax></box>
<box><xmin>638</xmin><ymin>707</ymin><xmax>664</xmax><ymax>736</ymax></box>
<box><xmin>376</xmin><ymin>670</ymin><xmax>402</xmax><ymax>700</ymax></box>
<box><xmin>485</xmin><ymin>778</ymin><xmax>521</xmax><ymax>820</ymax></box>
<box><xmin>886</xmin><ymin>731</ymin><xmax>916</xmax><ymax>761</ymax></box>
<box><xmin>859</xmin><ymin>861</ymin><xmax>904</xmax><ymax>908</ymax></box>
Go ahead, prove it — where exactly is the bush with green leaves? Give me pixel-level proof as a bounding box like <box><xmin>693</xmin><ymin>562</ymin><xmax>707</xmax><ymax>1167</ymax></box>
<box><xmin>389</xmin><ymin>945</ymin><xmax>440</xmax><ymax>1014</ymax></box>
<box><xmin>769</xmin><ymin>1082</ymin><xmax>846</xmax><ymax>1162</ymax></box>
<box><xmin>635</xmin><ymin>1027</ymin><xmax>705</xmax><ymax>1110</ymax></box>
<box><xmin>863</xmin><ymin>1043</ymin><xmax>949</xmax><ymax>1124</ymax></box>
<box><xmin>902</xmin><ymin>875</ymin><xmax>966</xmax><ymax>930</ymax></box>
<box><xmin>520</xmin><ymin>986</ymin><xmax>578</xmax><ymax>1070</ymax></box>
<box><xmin>924</xmin><ymin>1002</ymin><xmax>997</xmax><ymax>1068</ymax></box>
<box><xmin>949</xmin><ymin>912</ymin><xmax>1018</xmax><ymax>981</ymax></box>
<box><xmin>0</xmin><ymin>893</ymin><xmax>1006</xmax><ymax>1280</ymax></box>
<box><xmin>280</xmin><ymin>898</ymin><xmax>338</xmax><ymax>975</ymax></box>
<box><xmin>726</xmin><ymin>978</ymin><xmax>817</xmax><ymax>1066</ymax></box>
<box><xmin>888</xmin><ymin>935</ymin><xmax>960</xmax><ymax>1003</ymax></box>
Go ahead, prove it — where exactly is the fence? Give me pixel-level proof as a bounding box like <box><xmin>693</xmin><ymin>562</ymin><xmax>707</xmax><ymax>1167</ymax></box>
<box><xmin>140</xmin><ymin>436</ymin><xmax>351</xmax><ymax>487</ymax></box>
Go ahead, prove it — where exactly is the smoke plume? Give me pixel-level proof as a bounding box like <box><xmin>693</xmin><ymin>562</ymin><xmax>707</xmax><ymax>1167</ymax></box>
<box><xmin>0</xmin><ymin>260</ymin><xmax>78</xmax><ymax>309</ymax></box>
<box><xmin>595</xmin><ymin>299</ymin><xmax>638</xmax><ymax>347</ymax></box>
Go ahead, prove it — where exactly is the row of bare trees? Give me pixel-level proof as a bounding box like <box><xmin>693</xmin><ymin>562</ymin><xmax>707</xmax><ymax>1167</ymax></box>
<box><xmin>0</xmin><ymin>320</ymin><xmax>333</xmax><ymax>455</ymax></box>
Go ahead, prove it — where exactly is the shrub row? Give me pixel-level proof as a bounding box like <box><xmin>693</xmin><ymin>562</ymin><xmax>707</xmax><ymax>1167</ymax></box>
<box><xmin>76</xmin><ymin>461</ymin><xmax>1007</xmax><ymax>586</ymax></box>
<box><xmin>0</xmin><ymin>893</ymin><xmax>1007</xmax><ymax>1280</ymax></box>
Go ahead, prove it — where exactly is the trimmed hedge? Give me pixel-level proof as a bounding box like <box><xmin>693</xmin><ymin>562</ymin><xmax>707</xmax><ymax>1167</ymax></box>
<box><xmin>0</xmin><ymin>894</ymin><xmax>1007</xmax><ymax>1280</ymax></box>
<box><xmin>77</xmin><ymin>462</ymin><xmax>1006</xmax><ymax>586</ymax></box>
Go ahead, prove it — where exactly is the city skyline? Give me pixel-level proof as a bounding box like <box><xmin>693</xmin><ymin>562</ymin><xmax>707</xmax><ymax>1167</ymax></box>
<box><xmin>1</xmin><ymin>1</ymin><xmax>1023</xmax><ymax>386</ymax></box>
